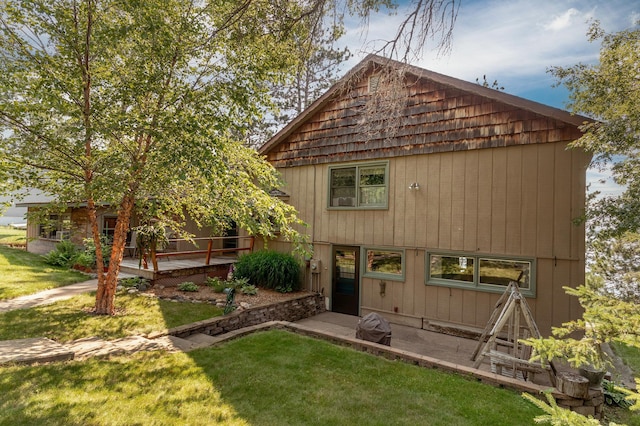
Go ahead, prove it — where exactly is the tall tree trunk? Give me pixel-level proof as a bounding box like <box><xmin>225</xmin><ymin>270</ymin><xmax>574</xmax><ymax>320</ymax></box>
<box><xmin>94</xmin><ymin>194</ymin><xmax>135</xmax><ymax>315</ymax></box>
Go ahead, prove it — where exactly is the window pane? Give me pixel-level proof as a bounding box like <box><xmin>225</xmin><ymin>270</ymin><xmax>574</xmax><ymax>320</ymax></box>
<box><xmin>330</xmin><ymin>168</ymin><xmax>356</xmax><ymax>207</ymax></box>
<box><xmin>359</xmin><ymin>186</ymin><xmax>386</xmax><ymax>206</ymax></box>
<box><xmin>429</xmin><ymin>255</ymin><xmax>474</xmax><ymax>282</ymax></box>
<box><xmin>366</xmin><ymin>249</ymin><xmax>402</xmax><ymax>276</ymax></box>
<box><xmin>479</xmin><ymin>258</ymin><xmax>531</xmax><ymax>289</ymax></box>
<box><xmin>331</xmin><ymin>168</ymin><xmax>356</xmax><ymax>187</ymax></box>
<box><xmin>360</xmin><ymin>166</ymin><xmax>385</xmax><ymax>186</ymax></box>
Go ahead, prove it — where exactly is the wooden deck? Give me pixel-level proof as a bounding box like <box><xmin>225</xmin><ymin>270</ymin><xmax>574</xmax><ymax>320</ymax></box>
<box><xmin>119</xmin><ymin>256</ymin><xmax>237</xmax><ymax>285</ymax></box>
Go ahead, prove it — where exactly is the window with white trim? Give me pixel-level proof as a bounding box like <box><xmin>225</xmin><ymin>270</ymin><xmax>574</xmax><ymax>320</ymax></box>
<box><xmin>427</xmin><ymin>252</ymin><xmax>534</xmax><ymax>296</ymax></box>
<box><xmin>329</xmin><ymin>162</ymin><xmax>388</xmax><ymax>209</ymax></box>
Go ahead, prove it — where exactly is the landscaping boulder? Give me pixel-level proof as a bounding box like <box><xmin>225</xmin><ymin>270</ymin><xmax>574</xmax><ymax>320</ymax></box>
<box><xmin>356</xmin><ymin>312</ymin><xmax>392</xmax><ymax>346</ymax></box>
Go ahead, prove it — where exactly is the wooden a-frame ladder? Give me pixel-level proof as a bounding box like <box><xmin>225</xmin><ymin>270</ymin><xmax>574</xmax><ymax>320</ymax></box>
<box><xmin>471</xmin><ymin>282</ymin><xmax>557</xmax><ymax>385</ymax></box>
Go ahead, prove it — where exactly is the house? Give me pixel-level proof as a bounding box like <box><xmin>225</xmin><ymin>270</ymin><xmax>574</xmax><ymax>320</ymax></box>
<box><xmin>17</xmin><ymin>198</ymin><xmax>239</xmax><ymax>258</ymax></box>
<box><xmin>257</xmin><ymin>55</ymin><xmax>590</xmax><ymax>335</ymax></box>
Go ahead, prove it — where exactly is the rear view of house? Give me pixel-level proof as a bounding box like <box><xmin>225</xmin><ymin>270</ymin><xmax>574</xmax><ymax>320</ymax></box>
<box><xmin>258</xmin><ymin>55</ymin><xmax>590</xmax><ymax>335</ymax></box>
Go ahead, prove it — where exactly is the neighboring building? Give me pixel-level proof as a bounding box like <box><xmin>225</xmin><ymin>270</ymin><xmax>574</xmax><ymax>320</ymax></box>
<box><xmin>17</xmin><ymin>200</ymin><xmax>224</xmax><ymax>256</ymax></box>
<box><xmin>258</xmin><ymin>55</ymin><xmax>590</xmax><ymax>335</ymax></box>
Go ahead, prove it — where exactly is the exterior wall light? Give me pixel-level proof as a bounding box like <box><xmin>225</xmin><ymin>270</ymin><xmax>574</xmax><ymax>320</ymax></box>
<box><xmin>408</xmin><ymin>182</ymin><xmax>420</xmax><ymax>190</ymax></box>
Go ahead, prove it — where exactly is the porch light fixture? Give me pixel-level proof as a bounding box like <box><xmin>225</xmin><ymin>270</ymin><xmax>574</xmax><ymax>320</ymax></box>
<box><xmin>408</xmin><ymin>182</ymin><xmax>420</xmax><ymax>190</ymax></box>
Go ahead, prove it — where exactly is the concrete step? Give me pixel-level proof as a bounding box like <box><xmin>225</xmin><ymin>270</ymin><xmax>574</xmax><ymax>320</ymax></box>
<box><xmin>157</xmin><ymin>335</ymin><xmax>202</xmax><ymax>352</ymax></box>
<box><xmin>184</xmin><ymin>333</ymin><xmax>218</xmax><ymax>347</ymax></box>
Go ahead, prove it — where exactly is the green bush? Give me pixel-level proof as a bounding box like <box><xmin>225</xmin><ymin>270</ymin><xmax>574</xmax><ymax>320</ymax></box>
<box><xmin>119</xmin><ymin>277</ymin><xmax>150</xmax><ymax>290</ymax></box>
<box><xmin>42</xmin><ymin>240</ymin><xmax>79</xmax><ymax>267</ymax></box>
<box><xmin>82</xmin><ymin>236</ymin><xmax>111</xmax><ymax>268</ymax></box>
<box><xmin>239</xmin><ymin>283</ymin><xmax>258</xmax><ymax>295</ymax></box>
<box><xmin>233</xmin><ymin>250</ymin><xmax>301</xmax><ymax>293</ymax></box>
<box><xmin>205</xmin><ymin>276</ymin><xmax>227</xmax><ymax>293</ymax></box>
<box><xmin>178</xmin><ymin>281</ymin><xmax>199</xmax><ymax>292</ymax></box>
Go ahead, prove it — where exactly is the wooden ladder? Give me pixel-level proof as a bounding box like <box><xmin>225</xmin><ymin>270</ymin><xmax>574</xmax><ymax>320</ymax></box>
<box><xmin>471</xmin><ymin>282</ymin><xmax>557</xmax><ymax>385</ymax></box>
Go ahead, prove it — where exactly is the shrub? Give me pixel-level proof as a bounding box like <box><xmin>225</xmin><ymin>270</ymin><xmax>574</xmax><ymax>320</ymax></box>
<box><xmin>178</xmin><ymin>281</ymin><xmax>199</xmax><ymax>292</ymax></box>
<box><xmin>205</xmin><ymin>276</ymin><xmax>227</xmax><ymax>293</ymax></box>
<box><xmin>120</xmin><ymin>277</ymin><xmax>150</xmax><ymax>291</ymax></box>
<box><xmin>239</xmin><ymin>283</ymin><xmax>258</xmax><ymax>295</ymax></box>
<box><xmin>42</xmin><ymin>240</ymin><xmax>79</xmax><ymax>267</ymax></box>
<box><xmin>233</xmin><ymin>250</ymin><xmax>301</xmax><ymax>293</ymax></box>
<box><xmin>82</xmin><ymin>236</ymin><xmax>111</xmax><ymax>268</ymax></box>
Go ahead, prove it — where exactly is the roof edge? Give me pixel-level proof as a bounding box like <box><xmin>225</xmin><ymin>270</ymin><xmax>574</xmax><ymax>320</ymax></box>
<box><xmin>259</xmin><ymin>54</ymin><xmax>590</xmax><ymax>156</ymax></box>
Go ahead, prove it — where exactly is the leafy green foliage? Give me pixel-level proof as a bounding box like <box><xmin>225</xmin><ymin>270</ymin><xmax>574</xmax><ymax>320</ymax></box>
<box><xmin>42</xmin><ymin>240</ymin><xmax>80</xmax><ymax>268</ymax></box>
<box><xmin>233</xmin><ymin>250</ymin><xmax>301</xmax><ymax>293</ymax></box>
<box><xmin>80</xmin><ymin>236</ymin><xmax>112</xmax><ymax>269</ymax></box>
<box><xmin>590</xmin><ymin>232</ymin><xmax>640</xmax><ymax>303</ymax></box>
<box><xmin>522</xmin><ymin>392</ymin><xmax>601</xmax><ymax>425</ymax></box>
<box><xmin>205</xmin><ymin>276</ymin><xmax>226</xmax><ymax>293</ymax></box>
<box><xmin>239</xmin><ymin>283</ymin><xmax>258</xmax><ymax>296</ymax></box>
<box><xmin>551</xmin><ymin>22</ymin><xmax>640</xmax><ymax>242</ymax></box>
<box><xmin>178</xmin><ymin>282</ymin><xmax>199</xmax><ymax>292</ymax></box>
<box><xmin>119</xmin><ymin>277</ymin><xmax>149</xmax><ymax>291</ymax></box>
<box><xmin>603</xmin><ymin>380</ymin><xmax>633</xmax><ymax>409</ymax></box>
<box><xmin>524</xmin><ymin>286</ymin><xmax>640</xmax><ymax>371</ymax></box>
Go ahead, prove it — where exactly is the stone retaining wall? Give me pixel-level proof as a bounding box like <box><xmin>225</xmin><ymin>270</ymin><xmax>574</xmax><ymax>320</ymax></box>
<box><xmin>159</xmin><ymin>293</ymin><xmax>326</xmax><ymax>339</ymax></box>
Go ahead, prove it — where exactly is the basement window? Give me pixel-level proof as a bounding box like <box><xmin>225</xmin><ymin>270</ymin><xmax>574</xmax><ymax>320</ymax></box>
<box><xmin>363</xmin><ymin>247</ymin><xmax>405</xmax><ymax>281</ymax></box>
<box><xmin>427</xmin><ymin>252</ymin><xmax>535</xmax><ymax>297</ymax></box>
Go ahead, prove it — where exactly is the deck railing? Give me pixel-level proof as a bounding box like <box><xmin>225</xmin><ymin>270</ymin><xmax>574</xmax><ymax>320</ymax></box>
<box><xmin>147</xmin><ymin>236</ymin><xmax>254</xmax><ymax>272</ymax></box>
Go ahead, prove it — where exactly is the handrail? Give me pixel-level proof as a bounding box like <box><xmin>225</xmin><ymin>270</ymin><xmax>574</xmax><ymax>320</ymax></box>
<box><xmin>152</xmin><ymin>235</ymin><xmax>254</xmax><ymax>271</ymax></box>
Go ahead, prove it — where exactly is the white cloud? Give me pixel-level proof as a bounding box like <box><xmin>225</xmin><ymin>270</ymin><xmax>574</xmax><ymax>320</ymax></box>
<box><xmin>341</xmin><ymin>0</ymin><xmax>636</xmax><ymax>86</ymax></box>
<box><xmin>543</xmin><ymin>8</ymin><xmax>581</xmax><ymax>31</ymax></box>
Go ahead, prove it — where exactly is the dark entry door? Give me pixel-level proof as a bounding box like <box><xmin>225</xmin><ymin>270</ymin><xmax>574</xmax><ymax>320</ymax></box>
<box><xmin>332</xmin><ymin>246</ymin><xmax>360</xmax><ymax>316</ymax></box>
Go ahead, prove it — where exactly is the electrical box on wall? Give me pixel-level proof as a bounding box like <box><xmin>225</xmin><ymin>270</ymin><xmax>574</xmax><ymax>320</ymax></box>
<box><xmin>310</xmin><ymin>259</ymin><xmax>322</xmax><ymax>274</ymax></box>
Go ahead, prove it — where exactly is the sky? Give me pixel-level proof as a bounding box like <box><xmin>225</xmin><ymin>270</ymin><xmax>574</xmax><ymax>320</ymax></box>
<box><xmin>337</xmin><ymin>0</ymin><xmax>638</xmax><ymax>197</ymax></box>
<box><xmin>1</xmin><ymin>1</ymin><xmax>635</xmax><ymax>225</ymax></box>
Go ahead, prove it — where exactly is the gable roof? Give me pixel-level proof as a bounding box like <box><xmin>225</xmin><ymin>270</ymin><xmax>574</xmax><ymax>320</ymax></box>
<box><xmin>260</xmin><ymin>54</ymin><xmax>590</xmax><ymax>167</ymax></box>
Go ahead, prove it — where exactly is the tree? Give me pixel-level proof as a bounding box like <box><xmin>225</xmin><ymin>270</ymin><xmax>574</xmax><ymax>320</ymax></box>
<box><xmin>0</xmin><ymin>0</ymin><xmax>458</xmax><ymax>315</ymax></box>
<box><xmin>549</xmin><ymin>21</ymin><xmax>640</xmax><ymax>242</ymax></box>
<box><xmin>246</xmin><ymin>19</ymin><xmax>353</xmax><ymax>147</ymax></box>
<box><xmin>522</xmin><ymin>21</ymin><xmax>640</xmax><ymax>425</ymax></box>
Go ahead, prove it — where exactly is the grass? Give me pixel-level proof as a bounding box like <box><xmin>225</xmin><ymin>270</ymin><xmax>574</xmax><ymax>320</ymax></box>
<box><xmin>0</xmin><ymin>330</ymin><xmax>543</xmax><ymax>425</ymax></box>
<box><xmin>0</xmin><ymin>226</ymin><xmax>26</xmax><ymax>246</ymax></box>
<box><xmin>605</xmin><ymin>342</ymin><xmax>640</xmax><ymax>426</ymax></box>
<box><xmin>0</xmin><ymin>246</ymin><xmax>87</xmax><ymax>300</ymax></box>
<box><xmin>0</xmin><ymin>292</ymin><xmax>223</xmax><ymax>343</ymax></box>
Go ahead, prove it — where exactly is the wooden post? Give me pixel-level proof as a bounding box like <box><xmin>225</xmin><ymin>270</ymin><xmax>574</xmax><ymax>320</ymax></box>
<box><xmin>205</xmin><ymin>239</ymin><xmax>213</xmax><ymax>265</ymax></box>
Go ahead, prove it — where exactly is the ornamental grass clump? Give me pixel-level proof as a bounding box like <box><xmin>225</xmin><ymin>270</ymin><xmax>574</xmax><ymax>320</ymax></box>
<box><xmin>233</xmin><ymin>250</ymin><xmax>301</xmax><ymax>293</ymax></box>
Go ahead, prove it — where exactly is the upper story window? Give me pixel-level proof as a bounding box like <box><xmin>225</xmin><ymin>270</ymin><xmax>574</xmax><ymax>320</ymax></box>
<box><xmin>329</xmin><ymin>162</ymin><xmax>388</xmax><ymax>209</ymax></box>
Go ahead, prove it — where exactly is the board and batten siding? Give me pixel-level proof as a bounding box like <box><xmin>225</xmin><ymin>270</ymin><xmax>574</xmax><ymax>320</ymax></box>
<box><xmin>257</xmin><ymin>55</ymin><xmax>590</xmax><ymax>335</ymax></box>
<box><xmin>266</xmin><ymin>140</ymin><xmax>588</xmax><ymax>334</ymax></box>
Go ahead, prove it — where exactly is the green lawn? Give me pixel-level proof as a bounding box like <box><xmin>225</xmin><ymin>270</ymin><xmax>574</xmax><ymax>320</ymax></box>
<box><xmin>0</xmin><ymin>245</ymin><xmax>87</xmax><ymax>300</ymax></box>
<box><xmin>0</xmin><ymin>330</ymin><xmax>543</xmax><ymax>425</ymax></box>
<box><xmin>0</xmin><ymin>226</ymin><xmax>26</xmax><ymax>246</ymax></box>
<box><xmin>0</xmin><ymin>292</ymin><xmax>223</xmax><ymax>343</ymax></box>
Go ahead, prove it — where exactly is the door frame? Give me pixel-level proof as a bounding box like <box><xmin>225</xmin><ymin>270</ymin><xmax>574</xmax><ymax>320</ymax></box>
<box><xmin>331</xmin><ymin>245</ymin><xmax>361</xmax><ymax>316</ymax></box>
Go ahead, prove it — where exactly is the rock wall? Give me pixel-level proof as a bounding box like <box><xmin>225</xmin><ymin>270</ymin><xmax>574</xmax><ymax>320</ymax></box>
<box><xmin>165</xmin><ymin>293</ymin><xmax>325</xmax><ymax>339</ymax></box>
